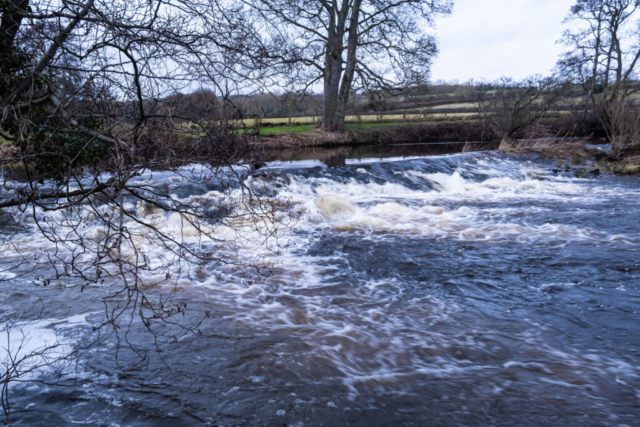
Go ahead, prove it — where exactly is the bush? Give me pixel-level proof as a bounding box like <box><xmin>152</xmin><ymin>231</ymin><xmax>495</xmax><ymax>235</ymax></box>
<box><xmin>477</xmin><ymin>77</ymin><xmax>565</xmax><ymax>140</ymax></box>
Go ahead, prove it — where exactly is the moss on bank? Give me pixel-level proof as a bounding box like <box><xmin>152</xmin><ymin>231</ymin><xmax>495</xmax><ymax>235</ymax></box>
<box><xmin>604</xmin><ymin>156</ymin><xmax>640</xmax><ymax>175</ymax></box>
<box><xmin>498</xmin><ymin>139</ymin><xmax>640</xmax><ymax>176</ymax></box>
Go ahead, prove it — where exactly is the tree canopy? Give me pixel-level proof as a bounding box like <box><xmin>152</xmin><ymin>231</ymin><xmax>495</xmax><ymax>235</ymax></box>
<box><xmin>242</xmin><ymin>0</ymin><xmax>452</xmax><ymax>131</ymax></box>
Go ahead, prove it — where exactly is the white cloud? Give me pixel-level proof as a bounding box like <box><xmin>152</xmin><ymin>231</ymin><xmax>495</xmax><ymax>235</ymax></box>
<box><xmin>431</xmin><ymin>0</ymin><xmax>575</xmax><ymax>82</ymax></box>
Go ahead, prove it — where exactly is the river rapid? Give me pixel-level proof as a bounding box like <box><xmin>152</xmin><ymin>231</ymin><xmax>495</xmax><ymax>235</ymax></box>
<box><xmin>2</xmin><ymin>149</ymin><xmax>640</xmax><ymax>426</ymax></box>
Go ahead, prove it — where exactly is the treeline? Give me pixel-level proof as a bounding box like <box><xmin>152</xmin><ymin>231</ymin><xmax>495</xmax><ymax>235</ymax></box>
<box><xmin>165</xmin><ymin>85</ymin><xmax>478</xmax><ymax>122</ymax></box>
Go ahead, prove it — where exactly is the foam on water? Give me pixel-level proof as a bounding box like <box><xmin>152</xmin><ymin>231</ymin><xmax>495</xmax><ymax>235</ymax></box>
<box><xmin>268</xmin><ymin>156</ymin><xmax>638</xmax><ymax>244</ymax></box>
<box><xmin>1</xmin><ymin>313</ymin><xmax>93</xmax><ymax>381</ymax></box>
<box><xmin>1</xmin><ymin>152</ymin><xmax>640</xmax><ymax>424</ymax></box>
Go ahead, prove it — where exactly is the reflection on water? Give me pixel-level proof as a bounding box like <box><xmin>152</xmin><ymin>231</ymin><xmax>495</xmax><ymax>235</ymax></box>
<box><xmin>2</xmin><ymin>150</ymin><xmax>640</xmax><ymax>426</ymax></box>
<box><xmin>262</xmin><ymin>141</ymin><xmax>499</xmax><ymax>166</ymax></box>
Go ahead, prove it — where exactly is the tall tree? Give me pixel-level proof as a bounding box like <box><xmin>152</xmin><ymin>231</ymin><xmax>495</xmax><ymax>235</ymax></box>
<box><xmin>242</xmin><ymin>0</ymin><xmax>452</xmax><ymax>132</ymax></box>
<box><xmin>0</xmin><ymin>1</ymin><xmax>279</xmax><ymax>419</ymax></box>
<box><xmin>558</xmin><ymin>0</ymin><xmax>640</xmax><ymax>118</ymax></box>
<box><xmin>558</xmin><ymin>0</ymin><xmax>640</xmax><ymax>153</ymax></box>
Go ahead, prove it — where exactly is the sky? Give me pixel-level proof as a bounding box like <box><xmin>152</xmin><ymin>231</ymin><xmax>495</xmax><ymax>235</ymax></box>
<box><xmin>431</xmin><ymin>0</ymin><xmax>576</xmax><ymax>82</ymax></box>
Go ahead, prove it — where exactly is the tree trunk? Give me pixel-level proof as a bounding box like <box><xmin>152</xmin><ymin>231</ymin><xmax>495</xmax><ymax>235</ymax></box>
<box><xmin>320</xmin><ymin>17</ymin><xmax>346</xmax><ymax>132</ymax></box>
<box><xmin>335</xmin><ymin>0</ymin><xmax>362</xmax><ymax>130</ymax></box>
<box><xmin>0</xmin><ymin>0</ymin><xmax>95</xmax><ymax>108</ymax></box>
<box><xmin>319</xmin><ymin>0</ymin><xmax>359</xmax><ymax>133</ymax></box>
<box><xmin>583</xmin><ymin>7</ymin><xmax>603</xmax><ymax>124</ymax></box>
<box><xmin>322</xmin><ymin>74</ymin><xmax>344</xmax><ymax>132</ymax></box>
<box><xmin>0</xmin><ymin>0</ymin><xmax>30</xmax><ymax>98</ymax></box>
<box><xmin>0</xmin><ymin>0</ymin><xmax>29</xmax><ymax>59</ymax></box>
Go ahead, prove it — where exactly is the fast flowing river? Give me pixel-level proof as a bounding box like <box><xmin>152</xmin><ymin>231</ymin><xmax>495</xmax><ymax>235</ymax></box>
<box><xmin>2</xmin><ymin>148</ymin><xmax>640</xmax><ymax>426</ymax></box>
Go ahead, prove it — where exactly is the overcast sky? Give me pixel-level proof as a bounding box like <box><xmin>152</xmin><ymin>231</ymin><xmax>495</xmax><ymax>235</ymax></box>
<box><xmin>431</xmin><ymin>0</ymin><xmax>576</xmax><ymax>82</ymax></box>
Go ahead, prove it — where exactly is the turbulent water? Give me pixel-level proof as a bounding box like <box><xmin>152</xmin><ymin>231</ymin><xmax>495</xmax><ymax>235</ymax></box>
<box><xmin>2</xmin><ymin>150</ymin><xmax>640</xmax><ymax>426</ymax></box>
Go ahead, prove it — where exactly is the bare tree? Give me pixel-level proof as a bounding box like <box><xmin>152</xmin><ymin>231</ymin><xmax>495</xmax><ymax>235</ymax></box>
<box><xmin>558</xmin><ymin>0</ymin><xmax>640</xmax><ymax>120</ymax></box>
<box><xmin>601</xmin><ymin>93</ymin><xmax>640</xmax><ymax>155</ymax></box>
<box><xmin>477</xmin><ymin>77</ymin><xmax>565</xmax><ymax>140</ymax></box>
<box><xmin>0</xmin><ymin>0</ymin><xmax>286</xmax><ymax>421</ymax></box>
<box><xmin>241</xmin><ymin>0</ymin><xmax>452</xmax><ymax>132</ymax></box>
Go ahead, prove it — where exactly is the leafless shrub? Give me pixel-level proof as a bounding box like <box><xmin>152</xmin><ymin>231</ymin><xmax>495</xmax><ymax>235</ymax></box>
<box><xmin>600</xmin><ymin>98</ymin><xmax>640</xmax><ymax>157</ymax></box>
<box><xmin>461</xmin><ymin>141</ymin><xmax>499</xmax><ymax>153</ymax></box>
<box><xmin>477</xmin><ymin>77</ymin><xmax>566</xmax><ymax>140</ymax></box>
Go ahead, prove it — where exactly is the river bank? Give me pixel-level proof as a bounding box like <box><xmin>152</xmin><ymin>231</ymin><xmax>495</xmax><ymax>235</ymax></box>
<box><xmin>254</xmin><ymin>125</ymin><xmax>640</xmax><ymax>177</ymax></box>
<box><xmin>497</xmin><ymin>138</ymin><xmax>640</xmax><ymax>176</ymax></box>
<box><xmin>252</xmin><ymin>121</ymin><xmax>486</xmax><ymax>148</ymax></box>
<box><xmin>251</xmin><ymin>119</ymin><xmax>640</xmax><ymax>176</ymax></box>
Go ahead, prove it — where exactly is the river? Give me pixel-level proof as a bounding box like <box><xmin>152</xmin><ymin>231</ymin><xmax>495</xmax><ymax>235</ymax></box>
<box><xmin>2</xmin><ymin>146</ymin><xmax>640</xmax><ymax>426</ymax></box>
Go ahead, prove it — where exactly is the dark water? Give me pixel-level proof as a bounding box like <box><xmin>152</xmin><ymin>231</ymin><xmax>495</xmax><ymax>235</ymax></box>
<box><xmin>262</xmin><ymin>141</ymin><xmax>498</xmax><ymax>167</ymax></box>
<box><xmin>2</xmin><ymin>150</ymin><xmax>640</xmax><ymax>426</ymax></box>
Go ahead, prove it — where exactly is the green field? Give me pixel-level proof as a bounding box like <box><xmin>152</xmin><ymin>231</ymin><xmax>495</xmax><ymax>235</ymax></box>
<box><xmin>254</xmin><ymin>125</ymin><xmax>314</xmax><ymax>134</ymax></box>
<box><xmin>430</xmin><ymin>102</ymin><xmax>478</xmax><ymax>110</ymax></box>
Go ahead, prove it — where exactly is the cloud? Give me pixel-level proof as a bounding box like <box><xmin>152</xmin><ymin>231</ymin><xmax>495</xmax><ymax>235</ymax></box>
<box><xmin>430</xmin><ymin>0</ymin><xmax>575</xmax><ymax>82</ymax></box>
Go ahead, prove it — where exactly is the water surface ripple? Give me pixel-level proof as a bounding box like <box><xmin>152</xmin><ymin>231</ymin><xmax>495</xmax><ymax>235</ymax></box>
<box><xmin>2</xmin><ymin>152</ymin><xmax>640</xmax><ymax>426</ymax></box>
